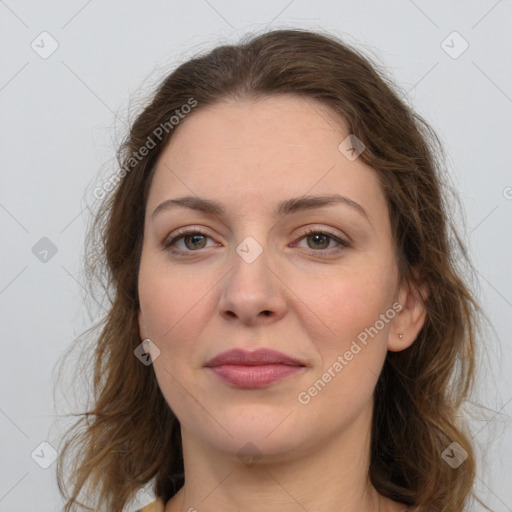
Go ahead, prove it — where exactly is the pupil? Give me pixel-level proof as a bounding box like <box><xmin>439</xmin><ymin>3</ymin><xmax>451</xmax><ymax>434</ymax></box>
<box><xmin>187</xmin><ymin>234</ymin><xmax>205</xmax><ymax>249</ymax></box>
<box><xmin>310</xmin><ymin>234</ymin><xmax>328</xmax><ymax>249</ymax></box>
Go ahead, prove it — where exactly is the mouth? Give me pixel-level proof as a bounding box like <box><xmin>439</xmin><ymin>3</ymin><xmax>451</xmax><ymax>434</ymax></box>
<box><xmin>205</xmin><ymin>348</ymin><xmax>307</xmax><ymax>389</ymax></box>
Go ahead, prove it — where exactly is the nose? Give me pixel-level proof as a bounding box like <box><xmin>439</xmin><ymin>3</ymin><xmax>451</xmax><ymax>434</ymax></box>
<box><xmin>217</xmin><ymin>246</ymin><xmax>287</xmax><ymax>326</ymax></box>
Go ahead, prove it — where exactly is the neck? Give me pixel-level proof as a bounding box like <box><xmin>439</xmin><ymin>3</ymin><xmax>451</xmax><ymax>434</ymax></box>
<box><xmin>165</xmin><ymin>403</ymin><xmax>402</xmax><ymax>512</ymax></box>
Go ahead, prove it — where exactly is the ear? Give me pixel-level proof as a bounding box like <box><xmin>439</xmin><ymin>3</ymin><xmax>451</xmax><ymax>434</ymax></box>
<box><xmin>387</xmin><ymin>268</ymin><xmax>429</xmax><ymax>352</ymax></box>
<box><xmin>138</xmin><ymin>308</ymin><xmax>149</xmax><ymax>341</ymax></box>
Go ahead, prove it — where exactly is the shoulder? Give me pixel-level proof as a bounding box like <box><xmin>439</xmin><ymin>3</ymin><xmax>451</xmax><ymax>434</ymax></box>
<box><xmin>134</xmin><ymin>497</ymin><xmax>166</xmax><ymax>512</ymax></box>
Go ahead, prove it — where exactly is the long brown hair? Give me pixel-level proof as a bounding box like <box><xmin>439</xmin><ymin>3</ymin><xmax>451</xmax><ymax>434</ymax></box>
<box><xmin>55</xmin><ymin>28</ymin><xmax>487</xmax><ymax>511</ymax></box>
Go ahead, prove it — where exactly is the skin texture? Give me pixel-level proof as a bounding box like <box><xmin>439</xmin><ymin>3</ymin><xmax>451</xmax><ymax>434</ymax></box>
<box><xmin>137</xmin><ymin>95</ymin><xmax>426</xmax><ymax>512</ymax></box>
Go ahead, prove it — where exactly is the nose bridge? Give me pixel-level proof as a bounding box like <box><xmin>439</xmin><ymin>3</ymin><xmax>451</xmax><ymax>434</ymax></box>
<box><xmin>218</xmin><ymin>234</ymin><xmax>286</xmax><ymax>322</ymax></box>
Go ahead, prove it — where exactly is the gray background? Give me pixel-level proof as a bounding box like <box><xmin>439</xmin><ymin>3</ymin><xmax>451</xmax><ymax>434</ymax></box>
<box><xmin>0</xmin><ymin>1</ymin><xmax>511</xmax><ymax>511</ymax></box>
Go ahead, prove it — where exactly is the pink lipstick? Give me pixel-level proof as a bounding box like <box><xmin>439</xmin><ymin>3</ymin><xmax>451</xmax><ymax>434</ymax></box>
<box><xmin>204</xmin><ymin>348</ymin><xmax>306</xmax><ymax>389</ymax></box>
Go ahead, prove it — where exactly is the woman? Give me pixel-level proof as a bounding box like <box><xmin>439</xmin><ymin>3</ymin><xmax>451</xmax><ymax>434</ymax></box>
<box><xmin>56</xmin><ymin>28</ymin><xmax>484</xmax><ymax>512</ymax></box>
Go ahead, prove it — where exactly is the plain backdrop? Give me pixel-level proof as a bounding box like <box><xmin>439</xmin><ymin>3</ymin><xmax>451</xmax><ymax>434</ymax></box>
<box><xmin>1</xmin><ymin>1</ymin><xmax>511</xmax><ymax>511</ymax></box>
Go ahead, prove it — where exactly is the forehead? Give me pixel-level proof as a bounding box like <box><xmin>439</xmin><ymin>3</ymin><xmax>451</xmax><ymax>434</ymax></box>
<box><xmin>159</xmin><ymin>95</ymin><xmax>349</xmax><ymax>169</ymax></box>
<box><xmin>147</xmin><ymin>95</ymin><xmax>387</xmax><ymax>220</ymax></box>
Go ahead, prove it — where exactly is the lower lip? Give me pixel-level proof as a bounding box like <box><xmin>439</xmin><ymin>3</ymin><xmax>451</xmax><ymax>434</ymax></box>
<box><xmin>207</xmin><ymin>364</ymin><xmax>304</xmax><ymax>388</ymax></box>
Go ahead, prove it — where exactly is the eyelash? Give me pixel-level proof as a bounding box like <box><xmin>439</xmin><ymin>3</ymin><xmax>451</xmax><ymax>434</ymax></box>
<box><xmin>162</xmin><ymin>227</ymin><xmax>351</xmax><ymax>258</ymax></box>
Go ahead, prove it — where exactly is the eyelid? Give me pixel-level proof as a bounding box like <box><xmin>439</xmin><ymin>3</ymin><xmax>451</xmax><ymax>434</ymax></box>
<box><xmin>162</xmin><ymin>226</ymin><xmax>217</xmax><ymax>249</ymax></box>
<box><xmin>162</xmin><ymin>225</ymin><xmax>351</xmax><ymax>255</ymax></box>
<box><xmin>294</xmin><ymin>225</ymin><xmax>350</xmax><ymax>244</ymax></box>
<box><xmin>290</xmin><ymin>227</ymin><xmax>351</xmax><ymax>255</ymax></box>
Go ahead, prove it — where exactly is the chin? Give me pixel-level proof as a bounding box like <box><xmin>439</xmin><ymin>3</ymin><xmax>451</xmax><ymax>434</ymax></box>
<box><xmin>190</xmin><ymin>404</ymin><xmax>313</xmax><ymax>462</ymax></box>
<box><xmin>210</xmin><ymin>430</ymin><xmax>306</xmax><ymax>465</ymax></box>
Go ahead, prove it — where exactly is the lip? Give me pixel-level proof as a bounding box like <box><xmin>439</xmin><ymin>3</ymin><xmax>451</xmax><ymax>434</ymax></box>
<box><xmin>205</xmin><ymin>348</ymin><xmax>306</xmax><ymax>389</ymax></box>
<box><xmin>205</xmin><ymin>348</ymin><xmax>305</xmax><ymax>367</ymax></box>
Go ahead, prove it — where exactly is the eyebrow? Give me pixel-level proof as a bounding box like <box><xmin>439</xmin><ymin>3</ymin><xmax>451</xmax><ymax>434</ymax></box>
<box><xmin>151</xmin><ymin>194</ymin><xmax>370</xmax><ymax>222</ymax></box>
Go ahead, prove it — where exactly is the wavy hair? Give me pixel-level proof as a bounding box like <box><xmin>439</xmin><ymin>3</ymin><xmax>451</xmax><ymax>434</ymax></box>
<box><xmin>55</xmin><ymin>28</ymin><xmax>487</xmax><ymax>511</ymax></box>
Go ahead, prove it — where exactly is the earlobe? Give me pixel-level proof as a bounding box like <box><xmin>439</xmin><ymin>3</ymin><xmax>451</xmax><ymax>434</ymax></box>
<box><xmin>388</xmin><ymin>272</ymin><xmax>428</xmax><ymax>352</ymax></box>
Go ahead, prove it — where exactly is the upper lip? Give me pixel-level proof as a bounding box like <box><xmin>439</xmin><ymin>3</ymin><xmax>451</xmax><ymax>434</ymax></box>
<box><xmin>205</xmin><ymin>348</ymin><xmax>306</xmax><ymax>367</ymax></box>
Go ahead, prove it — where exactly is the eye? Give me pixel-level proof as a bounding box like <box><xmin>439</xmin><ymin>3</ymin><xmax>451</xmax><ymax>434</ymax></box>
<box><xmin>293</xmin><ymin>228</ymin><xmax>350</xmax><ymax>255</ymax></box>
<box><xmin>163</xmin><ymin>227</ymin><xmax>351</xmax><ymax>256</ymax></box>
<box><xmin>163</xmin><ymin>229</ymin><xmax>216</xmax><ymax>253</ymax></box>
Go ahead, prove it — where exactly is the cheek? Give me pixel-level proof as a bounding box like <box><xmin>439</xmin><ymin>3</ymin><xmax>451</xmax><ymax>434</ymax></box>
<box><xmin>292</xmin><ymin>262</ymin><xmax>397</xmax><ymax>346</ymax></box>
<box><xmin>290</xmin><ymin>262</ymin><xmax>397</xmax><ymax>407</ymax></box>
<box><xmin>138</xmin><ymin>256</ymin><xmax>218</xmax><ymax>344</ymax></box>
<box><xmin>293</xmin><ymin>270</ymin><xmax>395</xmax><ymax>423</ymax></box>
<box><xmin>138</xmin><ymin>261</ymin><xmax>211</xmax><ymax>419</ymax></box>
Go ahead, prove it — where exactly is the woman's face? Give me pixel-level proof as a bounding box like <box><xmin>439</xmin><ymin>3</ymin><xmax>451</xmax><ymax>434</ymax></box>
<box><xmin>137</xmin><ymin>95</ymin><xmax>413</xmax><ymax>461</ymax></box>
